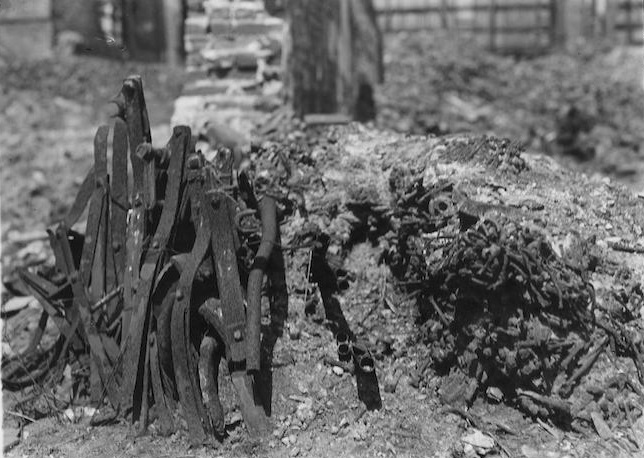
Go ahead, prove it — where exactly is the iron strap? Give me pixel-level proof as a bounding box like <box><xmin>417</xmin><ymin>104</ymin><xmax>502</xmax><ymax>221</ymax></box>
<box><xmin>120</xmin><ymin>127</ymin><xmax>189</xmax><ymax>418</ymax></box>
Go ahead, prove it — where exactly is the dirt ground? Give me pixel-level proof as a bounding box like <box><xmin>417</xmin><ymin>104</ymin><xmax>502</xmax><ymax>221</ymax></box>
<box><xmin>3</xmin><ymin>40</ymin><xmax>644</xmax><ymax>458</ymax></box>
<box><xmin>0</xmin><ymin>56</ymin><xmax>184</xmax><ymax>238</ymax></box>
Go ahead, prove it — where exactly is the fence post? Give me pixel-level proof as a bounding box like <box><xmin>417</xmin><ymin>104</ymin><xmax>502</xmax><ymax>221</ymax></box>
<box><xmin>284</xmin><ymin>0</ymin><xmax>382</xmax><ymax>119</ymax></box>
<box><xmin>162</xmin><ymin>0</ymin><xmax>183</xmax><ymax>66</ymax></box>
<box><xmin>604</xmin><ymin>0</ymin><xmax>617</xmax><ymax>43</ymax></box>
<box><xmin>625</xmin><ymin>0</ymin><xmax>633</xmax><ymax>44</ymax></box>
<box><xmin>440</xmin><ymin>0</ymin><xmax>448</xmax><ymax>29</ymax></box>
<box><xmin>489</xmin><ymin>0</ymin><xmax>497</xmax><ymax>51</ymax></box>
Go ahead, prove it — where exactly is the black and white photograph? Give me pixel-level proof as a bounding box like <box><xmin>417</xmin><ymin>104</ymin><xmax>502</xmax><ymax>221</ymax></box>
<box><xmin>1</xmin><ymin>0</ymin><xmax>643</xmax><ymax>456</ymax></box>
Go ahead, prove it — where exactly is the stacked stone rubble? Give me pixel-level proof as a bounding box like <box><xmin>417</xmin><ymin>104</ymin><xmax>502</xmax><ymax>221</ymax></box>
<box><xmin>184</xmin><ymin>0</ymin><xmax>284</xmax><ymax>77</ymax></box>
<box><xmin>178</xmin><ymin>0</ymin><xmax>285</xmax><ymax>141</ymax></box>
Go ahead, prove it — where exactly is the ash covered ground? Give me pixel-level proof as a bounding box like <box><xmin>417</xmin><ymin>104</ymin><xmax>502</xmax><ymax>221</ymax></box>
<box><xmin>2</xmin><ymin>36</ymin><xmax>644</xmax><ymax>458</ymax></box>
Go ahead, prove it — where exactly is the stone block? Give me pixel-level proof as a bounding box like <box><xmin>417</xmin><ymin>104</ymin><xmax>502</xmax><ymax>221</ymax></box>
<box><xmin>185</xmin><ymin>14</ymin><xmax>209</xmax><ymax>34</ymax></box>
<box><xmin>204</xmin><ymin>0</ymin><xmax>265</xmax><ymax>19</ymax></box>
<box><xmin>209</xmin><ymin>16</ymin><xmax>284</xmax><ymax>36</ymax></box>
<box><xmin>182</xmin><ymin>78</ymin><xmax>260</xmax><ymax>96</ymax></box>
<box><xmin>201</xmin><ymin>46</ymin><xmax>272</xmax><ymax>70</ymax></box>
<box><xmin>173</xmin><ymin>93</ymin><xmax>262</xmax><ymax>125</ymax></box>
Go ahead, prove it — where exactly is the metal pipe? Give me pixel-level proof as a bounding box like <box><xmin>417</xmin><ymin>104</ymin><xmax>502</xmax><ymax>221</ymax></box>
<box><xmin>245</xmin><ymin>196</ymin><xmax>277</xmax><ymax>373</ymax></box>
<box><xmin>199</xmin><ymin>336</ymin><xmax>225</xmax><ymax>435</ymax></box>
<box><xmin>336</xmin><ymin>331</ymin><xmax>352</xmax><ymax>362</ymax></box>
<box><xmin>351</xmin><ymin>340</ymin><xmax>375</xmax><ymax>373</ymax></box>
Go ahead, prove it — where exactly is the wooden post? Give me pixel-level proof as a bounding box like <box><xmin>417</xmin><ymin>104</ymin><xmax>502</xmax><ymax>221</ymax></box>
<box><xmin>285</xmin><ymin>0</ymin><xmax>338</xmax><ymax>116</ymax></box>
<box><xmin>284</xmin><ymin>0</ymin><xmax>382</xmax><ymax>120</ymax></box>
<box><xmin>551</xmin><ymin>0</ymin><xmax>573</xmax><ymax>48</ymax></box>
<box><xmin>558</xmin><ymin>0</ymin><xmax>584</xmax><ymax>49</ymax></box>
<box><xmin>162</xmin><ymin>0</ymin><xmax>184</xmax><ymax>66</ymax></box>
<box><xmin>122</xmin><ymin>0</ymin><xmax>165</xmax><ymax>61</ymax></box>
<box><xmin>625</xmin><ymin>0</ymin><xmax>633</xmax><ymax>44</ymax></box>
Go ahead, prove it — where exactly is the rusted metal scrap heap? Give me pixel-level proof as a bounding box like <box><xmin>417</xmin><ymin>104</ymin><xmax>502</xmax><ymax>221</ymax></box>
<box><xmin>10</xmin><ymin>76</ymin><xmax>283</xmax><ymax>443</ymax></box>
<box><xmin>383</xmin><ymin>164</ymin><xmax>644</xmax><ymax>428</ymax></box>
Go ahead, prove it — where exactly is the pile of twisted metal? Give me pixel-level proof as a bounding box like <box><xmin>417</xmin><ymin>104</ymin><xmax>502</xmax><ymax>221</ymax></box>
<box><xmin>382</xmin><ymin>157</ymin><xmax>644</xmax><ymax>431</ymax></box>
<box><xmin>4</xmin><ymin>76</ymin><xmax>292</xmax><ymax>444</ymax></box>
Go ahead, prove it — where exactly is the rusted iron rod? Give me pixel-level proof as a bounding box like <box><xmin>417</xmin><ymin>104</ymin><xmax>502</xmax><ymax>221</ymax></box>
<box><xmin>246</xmin><ymin>196</ymin><xmax>278</xmax><ymax>373</ymax></box>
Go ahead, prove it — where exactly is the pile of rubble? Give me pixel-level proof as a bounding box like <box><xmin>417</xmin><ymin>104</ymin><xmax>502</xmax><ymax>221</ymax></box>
<box><xmin>4</xmin><ymin>66</ymin><xmax>644</xmax><ymax>453</ymax></box>
<box><xmin>184</xmin><ymin>0</ymin><xmax>283</xmax><ymax>73</ymax></box>
<box><xmin>377</xmin><ymin>32</ymin><xmax>644</xmax><ymax>183</ymax></box>
<box><xmin>183</xmin><ymin>0</ymin><xmax>283</xmax><ymax>100</ymax></box>
<box><xmin>1</xmin><ymin>78</ymin><xmax>384</xmax><ymax>446</ymax></box>
<box><xmin>379</xmin><ymin>138</ymin><xmax>644</xmax><ymax>433</ymax></box>
<box><xmin>241</xmin><ymin>112</ymin><xmax>644</xmax><ymax>438</ymax></box>
<box><xmin>174</xmin><ymin>1</ymin><xmax>285</xmax><ymax>162</ymax></box>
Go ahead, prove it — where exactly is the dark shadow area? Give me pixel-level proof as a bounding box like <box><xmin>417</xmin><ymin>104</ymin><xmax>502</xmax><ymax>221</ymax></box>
<box><xmin>356</xmin><ymin>370</ymin><xmax>382</xmax><ymax>410</ymax></box>
<box><xmin>354</xmin><ymin>82</ymin><xmax>376</xmax><ymax>123</ymax></box>
<box><xmin>308</xmin><ymin>233</ymin><xmax>382</xmax><ymax>411</ymax></box>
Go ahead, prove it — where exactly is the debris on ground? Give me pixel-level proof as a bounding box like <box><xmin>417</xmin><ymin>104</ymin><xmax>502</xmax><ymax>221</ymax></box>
<box><xmin>2</xmin><ymin>77</ymin><xmax>382</xmax><ymax>448</ymax></box>
<box><xmin>3</xmin><ymin>37</ymin><xmax>644</xmax><ymax>458</ymax></box>
<box><xmin>377</xmin><ymin>32</ymin><xmax>644</xmax><ymax>184</ymax></box>
<box><xmin>3</xmin><ymin>76</ymin><xmax>281</xmax><ymax>444</ymax></box>
<box><xmin>4</xmin><ymin>112</ymin><xmax>644</xmax><ymax>457</ymax></box>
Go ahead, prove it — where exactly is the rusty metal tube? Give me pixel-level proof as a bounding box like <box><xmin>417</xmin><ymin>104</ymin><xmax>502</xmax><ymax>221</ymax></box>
<box><xmin>351</xmin><ymin>340</ymin><xmax>375</xmax><ymax>373</ymax></box>
<box><xmin>246</xmin><ymin>196</ymin><xmax>277</xmax><ymax>373</ymax></box>
<box><xmin>336</xmin><ymin>331</ymin><xmax>352</xmax><ymax>362</ymax></box>
<box><xmin>199</xmin><ymin>336</ymin><xmax>225</xmax><ymax>435</ymax></box>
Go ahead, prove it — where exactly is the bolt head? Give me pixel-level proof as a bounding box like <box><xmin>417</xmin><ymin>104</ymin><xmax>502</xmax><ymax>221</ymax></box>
<box><xmin>175</xmin><ymin>289</ymin><xmax>184</xmax><ymax>301</ymax></box>
<box><xmin>112</xmin><ymin>242</ymin><xmax>121</xmax><ymax>252</ymax></box>
<box><xmin>152</xmin><ymin>240</ymin><xmax>160</xmax><ymax>249</ymax></box>
<box><xmin>233</xmin><ymin>330</ymin><xmax>242</xmax><ymax>341</ymax></box>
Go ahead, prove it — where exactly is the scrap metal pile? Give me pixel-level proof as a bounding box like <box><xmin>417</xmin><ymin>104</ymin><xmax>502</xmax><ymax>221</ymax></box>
<box><xmin>382</xmin><ymin>158</ymin><xmax>644</xmax><ymax>430</ymax></box>
<box><xmin>3</xmin><ymin>76</ymin><xmax>285</xmax><ymax>443</ymax></box>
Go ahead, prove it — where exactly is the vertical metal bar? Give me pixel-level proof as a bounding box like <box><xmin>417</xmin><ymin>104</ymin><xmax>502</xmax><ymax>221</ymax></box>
<box><xmin>121</xmin><ymin>75</ymin><xmax>151</xmax><ymax>196</ymax></box>
<box><xmin>80</xmin><ymin>126</ymin><xmax>109</xmax><ymax>290</ymax></box>
<box><xmin>171</xmin><ymin>218</ymin><xmax>211</xmax><ymax>444</ymax></box>
<box><xmin>111</xmin><ymin>119</ymin><xmax>129</xmax><ymax>285</ymax></box>
<box><xmin>120</xmin><ymin>127</ymin><xmax>189</xmax><ymax>420</ymax></box>
<box><xmin>119</xmin><ymin>75</ymin><xmax>151</xmax><ymax>350</ymax></box>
